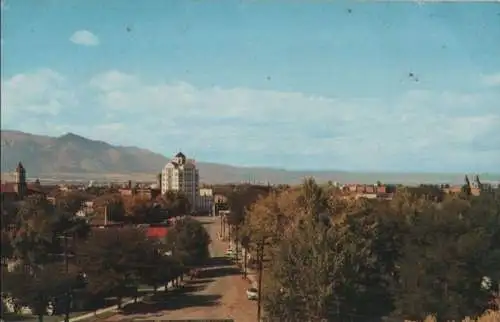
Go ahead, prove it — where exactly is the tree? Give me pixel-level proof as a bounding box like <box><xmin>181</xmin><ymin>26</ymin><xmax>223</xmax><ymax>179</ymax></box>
<box><xmin>248</xmin><ymin>179</ymin><xmax>500</xmax><ymax>321</ymax></box>
<box><xmin>11</xmin><ymin>195</ymin><xmax>60</xmax><ymax>266</ymax></box>
<box><xmin>92</xmin><ymin>193</ymin><xmax>125</xmax><ymax>222</ymax></box>
<box><xmin>122</xmin><ymin>196</ymin><xmax>169</xmax><ymax>224</ymax></box>
<box><xmin>85</xmin><ymin>186</ymin><xmax>118</xmax><ymax>197</ymax></box>
<box><xmin>164</xmin><ymin>217</ymin><xmax>211</xmax><ymax>268</ymax></box>
<box><xmin>263</xmin><ymin>218</ymin><xmax>337</xmax><ymax>321</ymax></box>
<box><xmin>1</xmin><ymin>197</ymin><xmax>18</xmax><ymax>230</ymax></box>
<box><xmin>226</xmin><ymin>185</ymin><xmax>271</xmax><ymax>227</ymax></box>
<box><xmin>1</xmin><ymin>230</ymin><xmax>13</xmax><ymax>265</ymax></box>
<box><xmin>390</xmin><ymin>199</ymin><xmax>497</xmax><ymax>320</ymax></box>
<box><xmin>138</xmin><ymin>246</ymin><xmax>178</xmax><ymax>293</ymax></box>
<box><xmin>297</xmin><ymin>178</ymin><xmax>329</xmax><ymax>220</ymax></box>
<box><xmin>10</xmin><ymin>194</ymin><xmax>90</xmax><ymax>267</ymax></box>
<box><xmin>3</xmin><ymin>263</ymin><xmax>76</xmax><ymax>322</ymax></box>
<box><xmin>405</xmin><ymin>184</ymin><xmax>445</xmax><ymax>202</ymax></box>
<box><xmin>55</xmin><ymin>191</ymin><xmax>92</xmax><ymax>215</ymax></box>
<box><xmin>75</xmin><ymin>228</ymin><xmax>154</xmax><ymax>308</ymax></box>
<box><xmin>159</xmin><ymin>191</ymin><xmax>190</xmax><ymax>217</ymax></box>
<box><xmin>225</xmin><ymin>185</ymin><xmax>270</xmax><ymax>257</ymax></box>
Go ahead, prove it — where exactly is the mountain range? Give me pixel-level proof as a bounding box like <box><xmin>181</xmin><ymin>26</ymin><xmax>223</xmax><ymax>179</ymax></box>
<box><xmin>1</xmin><ymin>130</ymin><xmax>498</xmax><ymax>185</ymax></box>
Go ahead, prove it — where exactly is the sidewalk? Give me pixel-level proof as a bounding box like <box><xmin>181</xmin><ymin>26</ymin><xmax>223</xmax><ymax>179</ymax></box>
<box><xmin>220</xmin><ymin>238</ymin><xmax>259</xmax><ymax>289</ymax></box>
<box><xmin>62</xmin><ymin>280</ymin><xmax>178</xmax><ymax>322</ymax></box>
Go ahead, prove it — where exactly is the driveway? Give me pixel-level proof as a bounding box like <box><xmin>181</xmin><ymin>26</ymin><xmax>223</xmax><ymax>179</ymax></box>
<box><xmin>105</xmin><ymin>216</ymin><xmax>257</xmax><ymax>322</ymax></box>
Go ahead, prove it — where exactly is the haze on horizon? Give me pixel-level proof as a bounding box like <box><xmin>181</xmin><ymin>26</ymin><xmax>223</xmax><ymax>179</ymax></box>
<box><xmin>1</xmin><ymin>0</ymin><xmax>499</xmax><ymax>173</ymax></box>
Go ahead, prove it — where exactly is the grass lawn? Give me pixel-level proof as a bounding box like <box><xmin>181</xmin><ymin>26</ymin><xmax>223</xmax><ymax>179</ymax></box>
<box><xmin>75</xmin><ymin>310</ymin><xmax>117</xmax><ymax>322</ymax></box>
<box><xmin>2</xmin><ymin>283</ymin><xmax>176</xmax><ymax>322</ymax></box>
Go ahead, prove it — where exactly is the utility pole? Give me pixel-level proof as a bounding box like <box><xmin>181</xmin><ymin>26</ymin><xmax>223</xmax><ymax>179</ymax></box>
<box><xmin>63</xmin><ymin>234</ymin><xmax>70</xmax><ymax>322</ymax></box>
<box><xmin>235</xmin><ymin>225</ymin><xmax>239</xmax><ymax>264</ymax></box>
<box><xmin>243</xmin><ymin>246</ymin><xmax>247</xmax><ymax>278</ymax></box>
<box><xmin>104</xmin><ymin>203</ymin><xmax>108</xmax><ymax>226</ymax></box>
<box><xmin>257</xmin><ymin>238</ymin><xmax>265</xmax><ymax>322</ymax></box>
<box><xmin>222</xmin><ymin>215</ymin><xmax>225</xmax><ymax>239</ymax></box>
<box><xmin>56</xmin><ymin>234</ymin><xmax>73</xmax><ymax>322</ymax></box>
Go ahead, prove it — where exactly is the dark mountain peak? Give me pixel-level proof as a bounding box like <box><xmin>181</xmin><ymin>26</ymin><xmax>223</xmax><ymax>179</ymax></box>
<box><xmin>58</xmin><ymin>132</ymin><xmax>87</xmax><ymax>141</ymax></box>
<box><xmin>56</xmin><ymin>132</ymin><xmax>111</xmax><ymax>149</ymax></box>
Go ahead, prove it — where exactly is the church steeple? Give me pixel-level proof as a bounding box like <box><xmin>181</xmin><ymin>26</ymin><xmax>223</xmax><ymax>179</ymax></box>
<box><xmin>14</xmin><ymin>162</ymin><xmax>27</xmax><ymax>198</ymax></box>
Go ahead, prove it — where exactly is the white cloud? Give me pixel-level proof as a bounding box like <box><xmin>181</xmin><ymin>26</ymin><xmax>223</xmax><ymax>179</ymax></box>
<box><xmin>1</xmin><ymin>69</ymin><xmax>78</xmax><ymax>126</ymax></box>
<box><xmin>1</xmin><ymin>69</ymin><xmax>499</xmax><ymax>172</ymax></box>
<box><xmin>69</xmin><ymin>30</ymin><xmax>100</xmax><ymax>46</ymax></box>
<box><xmin>89</xmin><ymin>70</ymin><xmax>139</xmax><ymax>92</ymax></box>
<box><xmin>482</xmin><ymin>73</ymin><xmax>500</xmax><ymax>87</ymax></box>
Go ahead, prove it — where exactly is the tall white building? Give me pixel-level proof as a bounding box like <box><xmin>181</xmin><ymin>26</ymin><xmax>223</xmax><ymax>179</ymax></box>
<box><xmin>161</xmin><ymin>152</ymin><xmax>199</xmax><ymax>211</ymax></box>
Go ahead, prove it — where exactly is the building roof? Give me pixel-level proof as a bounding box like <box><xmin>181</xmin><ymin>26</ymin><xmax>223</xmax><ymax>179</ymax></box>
<box><xmin>0</xmin><ymin>183</ymin><xmax>16</xmax><ymax>193</ymax></box>
<box><xmin>146</xmin><ymin>227</ymin><xmax>168</xmax><ymax>239</ymax></box>
<box><xmin>175</xmin><ymin>152</ymin><xmax>186</xmax><ymax>159</ymax></box>
<box><xmin>0</xmin><ymin>182</ymin><xmax>52</xmax><ymax>195</ymax></box>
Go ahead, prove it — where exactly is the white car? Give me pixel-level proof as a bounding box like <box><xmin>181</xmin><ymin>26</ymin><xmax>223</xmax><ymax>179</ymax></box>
<box><xmin>246</xmin><ymin>287</ymin><xmax>258</xmax><ymax>300</ymax></box>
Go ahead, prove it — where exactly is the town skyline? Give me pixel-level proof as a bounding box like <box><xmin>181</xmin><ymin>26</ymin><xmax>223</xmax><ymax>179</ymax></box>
<box><xmin>1</xmin><ymin>130</ymin><xmax>499</xmax><ymax>186</ymax></box>
<box><xmin>1</xmin><ymin>1</ymin><xmax>500</xmax><ymax>172</ymax></box>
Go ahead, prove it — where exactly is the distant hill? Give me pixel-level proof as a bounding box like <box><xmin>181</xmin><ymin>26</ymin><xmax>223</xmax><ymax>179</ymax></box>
<box><xmin>1</xmin><ymin>130</ymin><xmax>498</xmax><ymax>185</ymax></box>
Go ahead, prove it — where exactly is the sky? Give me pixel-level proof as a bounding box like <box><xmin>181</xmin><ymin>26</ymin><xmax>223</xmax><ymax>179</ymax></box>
<box><xmin>1</xmin><ymin>0</ymin><xmax>500</xmax><ymax>173</ymax></box>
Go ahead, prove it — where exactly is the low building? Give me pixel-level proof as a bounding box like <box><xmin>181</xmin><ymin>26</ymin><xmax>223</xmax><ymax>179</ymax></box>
<box><xmin>197</xmin><ymin>188</ymin><xmax>214</xmax><ymax>213</ymax></box>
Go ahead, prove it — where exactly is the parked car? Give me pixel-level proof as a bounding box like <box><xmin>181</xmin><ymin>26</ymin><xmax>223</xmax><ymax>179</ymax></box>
<box><xmin>246</xmin><ymin>287</ymin><xmax>258</xmax><ymax>300</ymax></box>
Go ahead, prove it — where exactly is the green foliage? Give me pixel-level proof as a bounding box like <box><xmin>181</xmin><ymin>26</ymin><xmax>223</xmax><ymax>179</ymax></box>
<box><xmin>92</xmin><ymin>193</ymin><xmax>126</xmax><ymax>222</ymax></box>
<box><xmin>3</xmin><ymin>263</ymin><xmax>75</xmax><ymax>318</ymax></box>
<box><xmin>164</xmin><ymin>217</ymin><xmax>211</xmax><ymax>268</ymax></box>
<box><xmin>158</xmin><ymin>191</ymin><xmax>191</xmax><ymax>217</ymax></box>
<box><xmin>1</xmin><ymin>230</ymin><xmax>13</xmax><ymax>262</ymax></box>
<box><xmin>9</xmin><ymin>195</ymin><xmax>90</xmax><ymax>266</ymax></box>
<box><xmin>138</xmin><ymin>250</ymin><xmax>179</xmax><ymax>290</ymax></box>
<box><xmin>55</xmin><ymin>191</ymin><xmax>91</xmax><ymax>215</ymax></box>
<box><xmin>252</xmin><ymin>182</ymin><xmax>500</xmax><ymax>322</ymax></box>
<box><xmin>297</xmin><ymin>177</ymin><xmax>329</xmax><ymax>220</ymax></box>
<box><xmin>75</xmin><ymin>228</ymin><xmax>152</xmax><ymax>297</ymax></box>
<box><xmin>226</xmin><ymin>184</ymin><xmax>271</xmax><ymax>227</ymax></box>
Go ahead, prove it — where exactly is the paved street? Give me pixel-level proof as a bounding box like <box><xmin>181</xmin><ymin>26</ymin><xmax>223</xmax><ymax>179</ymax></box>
<box><xmin>105</xmin><ymin>216</ymin><xmax>257</xmax><ymax>322</ymax></box>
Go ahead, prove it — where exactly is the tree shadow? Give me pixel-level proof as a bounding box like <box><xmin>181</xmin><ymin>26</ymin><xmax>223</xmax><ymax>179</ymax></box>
<box><xmin>135</xmin><ymin>283</ymin><xmax>208</xmax><ymax>299</ymax></box>
<box><xmin>184</xmin><ymin>278</ymin><xmax>215</xmax><ymax>285</ymax></box>
<box><xmin>193</xmin><ymin>218</ymin><xmax>215</xmax><ymax>226</ymax></box>
<box><xmin>119</xmin><ymin>293</ymin><xmax>221</xmax><ymax>315</ymax></box>
<box><xmin>0</xmin><ymin>313</ymin><xmax>35</xmax><ymax>321</ymax></box>
<box><xmin>207</xmin><ymin>256</ymin><xmax>233</xmax><ymax>267</ymax></box>
<box><xmin>201</xmin><ymin>266</ymin><xmax>240</xmax><ymax>279</ymax></box>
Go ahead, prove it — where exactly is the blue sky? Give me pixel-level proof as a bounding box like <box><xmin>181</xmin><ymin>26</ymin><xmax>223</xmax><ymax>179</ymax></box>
<box><xmin>1</xmin><ymin>0</ymin><xmax>499</xmax><ymax>172</ymax></box>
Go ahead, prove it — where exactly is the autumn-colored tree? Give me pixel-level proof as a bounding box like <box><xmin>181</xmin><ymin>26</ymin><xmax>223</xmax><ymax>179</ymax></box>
<box><xmin>92</xmin><ymin>193</ymin><xmax>125</xmax><ymax>222</ymax></box>
<box><xmin>55</xmin><ymin>191</ymin><xmax>92</xmax><ymax>215</ymax></box>
<box><xmin>85</xmin><ymin>186</ymin><xmax>118</xmax><ymax>197</ymax></box>
<box><xmin>249</xmin><ymin>179</ymin><xmax>500</xmax><ymax>321</ymax></box>
<box><xmin>158</xmin><ymin>191</ymin><xmax>190</xmax><ymax>217</ymax></box>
